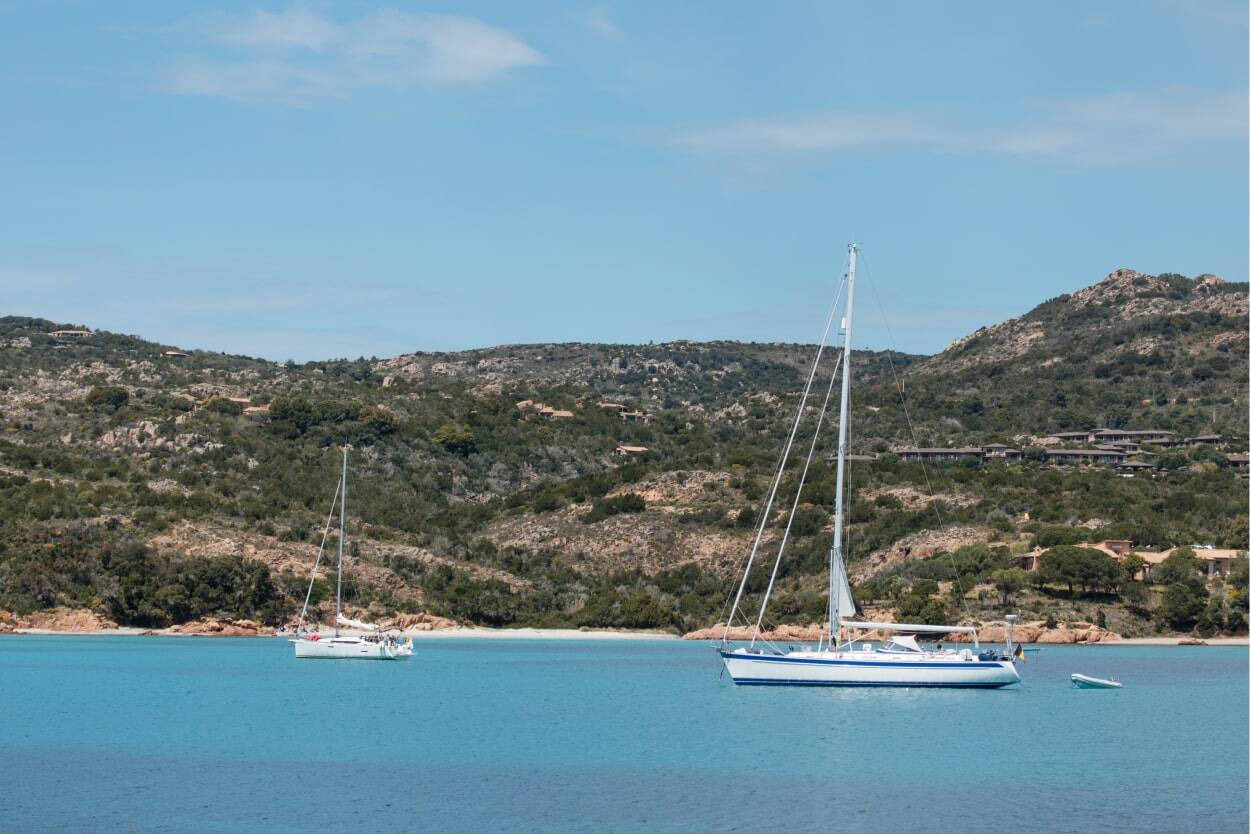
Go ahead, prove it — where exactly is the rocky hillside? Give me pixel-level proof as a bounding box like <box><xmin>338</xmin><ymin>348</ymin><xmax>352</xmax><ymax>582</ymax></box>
<box><xmin>0</xmin><ymin>269</ymin><xmax>1245</xmax><ymax>636</ymax></box>
<box><xmin>906</xmin><ymin>269</ymin><xmax>1247</xmax><ymax>441</ymax></box>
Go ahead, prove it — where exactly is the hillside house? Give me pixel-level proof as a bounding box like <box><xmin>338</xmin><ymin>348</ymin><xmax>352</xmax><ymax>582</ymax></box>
<box><xmin>620</xmin><ymin>410</ymin><xmax>650</xmax><ymax>423</ymax></box>
<box><xmin>614</xmin><ymin>445</ymin><xmax>649</xmax><ymax>457</ymax></box>
<box><xmin>48</xmin><ymin>329</ymin><xmax>92</xmax><ymax>338</ymax></box>
<box><xmin>1092</xmin><ymin>429</ymin><xmax>1175</xmax><ymax>444</ymax></box>
<box><xmin>1139</xmin><ymin>547</ymin><xmax>1247</xmax><ymax>578</ymax></box>
<box><xmin>598</xmin><ymin>402</ymin><xmax>627</xmax><ymax>411</ymax></box>
<box><xmin>1116</xmin><ymin>460</ymin><xmax>1155</xmax><ymax>474</ymax></box>
<box><xmin>895</xmin><ymin>447</ymin><xmax>984</xmax><ymax>464</ymax></box>
<box><xmin>1045</xmin><ymin>448</ymin><xmax>1127</xmax><ymax>465</ymax></box>
<box><xmin>982</xmin><ymin>444</ymin><xmax>1022</xmax><ymax>460</ymax></box>
<box><xmin>1043</xmin><ymin>429</ymin><xmax>1175</xmax><ymax>445</ymax></box>
<box><xmin>1044</xmin><ymin>431</ymin><xmax>1093</xmax><ymax>445</ymax></box>
<box><xmin>548</xmin><ymin>409</ymin><xmax>575</xmax><ymax>419</ymax></box>
<box><xmin>1186</xmin><ymin>434</ymin><xmax>1232</xmax><ymax>446</ymax></box>
<box><xmin>1226</xmin><ymin>453</ymin><xmax>1248</xmax><ymax>469</ymax></box>
<box><xmin>1013</xmin><ymin>539</ymin><xmax>1134</xmax><ymax>573</ymax></box>
<box><xmin>162</xmin><ymin>350</ymin><xmax>189</xmax><ymax>358</ymax></box>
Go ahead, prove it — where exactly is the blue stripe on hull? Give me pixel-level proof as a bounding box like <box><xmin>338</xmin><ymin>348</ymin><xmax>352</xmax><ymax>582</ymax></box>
<box><xmin>720</xmin><ymin>652</ymin><xmax>1010</xmax><ymax>670</ymax></box>
<box><xmin>730</xmin><ymin>678</ymin><xmax>1014</xmax><ymax>688</ymax></box>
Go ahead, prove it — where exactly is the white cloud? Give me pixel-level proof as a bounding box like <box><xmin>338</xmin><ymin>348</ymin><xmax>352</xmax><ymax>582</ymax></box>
<box><xmin>982</xmin><ymin>89</ymin><xmax>1248</xmax><ymax>163</ymax></box>
<box><xmin>575</xmin><ymin>7</ymin><xmax>623</xmax><ymax>37</ymax></box>
<box><xmin>215</xmin><ymin>7</ymin><xmax>340</xmax><ymax>50</ymax></box>
<box><xmin>164</xmin><ymin>6</ymin><xmax>546</xmax><ymax>103</ymax></box>
<box><xmin>675</xmin><ymin>88</ymin><xmax>1247</xmax><ymax>164</ymax></box>
<box><xmin>677</xmin><ymin>111</ymin><xmax>956</xmax><ymax>152</ymax></box>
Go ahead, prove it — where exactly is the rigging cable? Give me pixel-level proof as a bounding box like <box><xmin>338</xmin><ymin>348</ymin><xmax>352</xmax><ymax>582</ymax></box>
<box><xmin>751</xmin><ymin>347</ymin><xmax>843</xmax><ymax>646</ymax></box>
<box><xmin>859</xmin><ymin>252</ymin><xmax>945</xmax><ymax>530</ymax></box>
<box><xmin>719</xmin><ymin>269</ymin><xmax>849</xmax><ymax>645</ymax></box>
<box><xmin>297</xmin><ymin>471</ymin><xmax>343</xmax><ymax>632</ymax></box>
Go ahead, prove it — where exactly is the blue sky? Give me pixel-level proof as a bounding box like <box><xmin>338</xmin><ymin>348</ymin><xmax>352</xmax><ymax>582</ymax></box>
<box><xmin>1</xmin><ymin>1</ymin><xmax>1246</xmax><ymax>361</ymax></box>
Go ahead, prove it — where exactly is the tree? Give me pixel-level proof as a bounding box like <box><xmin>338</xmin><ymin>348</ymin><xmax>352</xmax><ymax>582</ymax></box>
<box><xmin>991</xmin><ymin>568</ymin><xmax>1029</xmax><ymax>605</ymax></box>
<box><xmin>582</xmin><ymin>493</ymin><xmax>646</xmax><ymax>524</ymax></box>
<box><xmin>1119</xmin><ymin>553</ymin><xmax>1146</xmax><ymax>582</ymax></box>
<box><xmin>788</xmin><ymin>505</ymin><xmax>827</xmax><ymax>537</ymax></box>
<box><xmin>1032</xmin><ymin>526</ymin><xmax>1089</xmax><ymax>549</ymax></box>
<box><xmin>1151</xmin><ymin>548</ymin><xmax>1202</xmax><ymax>588</ymax></box>
<box><xmin>433</xmin><ymin>422</ymin><xmax>476</xmax><ymax>456</ymax></box>
<box><xmin>1158</xmin><ymin>582</ymin><xmax>1206</xmax><ymax>630</ymax></box>
<box><xmin>84</xmin><ymin>386</ymin><xmax>129</xmax><ymax>412</ymax></box>
<box><xmin>1036</xmin><ymin>545</ymin><xmax>1120</xmax><ymax>596</ymax></box>
<box><xmin>734</xmin><ymin>506</ymin><xmax>757</xmax><ymax>529</ymax></box>
<box><xmin>268</xmin><ymin>395</ymin><xmax>316</xmax><ymax>434</ymax></box>
<box><xmin>1037</xmin><ymin>546</ymin><xmax>1087</xmax><ymax>596</ymax></box>
<box><xmin>202</xmin><ymin>395</ymin><xmax>244</xmax><ymax>416</ymax></box>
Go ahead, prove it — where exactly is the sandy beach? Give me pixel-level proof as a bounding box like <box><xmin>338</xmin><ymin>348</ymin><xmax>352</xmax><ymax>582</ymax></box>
<box><xmin>5</xmin><ymin>627</ymin><xmax>1244</xmax><ymax>644</ymax></box>
<box><xmin>1105</xmin><ymin>645</ymin><xmax>1250</xmax><ymax>650</ymax></box>
<box><xmin>5</xmin><ymin>626</ymin><xmax>681</xmax><ymax>640</ymax></box>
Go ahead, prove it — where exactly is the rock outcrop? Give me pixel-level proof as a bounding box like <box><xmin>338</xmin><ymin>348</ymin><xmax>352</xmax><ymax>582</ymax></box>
<box><xmin>686</xmin><ymin>619</ymin><xmax>1122</xmax><ymax>644</ymax></box>
<box><xmin>683</xmin><ymin>622</ymin><xmax>827</xmax><ymax>642</ymax></box>
<box><xmin>388</xmin><ymin>612</ymin><xmax>459</xmax><ymax>631</ymax></box>
<box><xmin>0</xmin><ymin>608</ymin><xmax>117</xmax><ymax>632</ymax></box>
<box><xmin>948</xmin><ymin>620</ymin><xmax>1121</xmax><ymax>644</ymax></box>
<box><xmin>168</xmin><ymin>618</ymin><xmax>274</xmax><ymax>636</ymax></box>
<box><xmin>851</xmin><ymin>525</ymin><xmax>991</xmax><ymax>581</ymax></box>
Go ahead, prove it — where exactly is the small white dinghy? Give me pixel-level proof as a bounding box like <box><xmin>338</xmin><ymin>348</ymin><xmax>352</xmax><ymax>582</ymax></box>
<box><xmin>1071</xmin><ymin>673</ymin><xmax>1122</xmax><ymax>689</ymax></box>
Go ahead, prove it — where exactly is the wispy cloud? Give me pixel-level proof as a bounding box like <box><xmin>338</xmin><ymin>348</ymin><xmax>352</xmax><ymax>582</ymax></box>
<box><xmin>575</xmin><ymin>7</ymin><xmax>623</xmax><ymax>38</ymax></box>
<box><xmin>163</xmin><ymin>6</ymin><xmax>546</xmax><ymax>104</ymax></box>
<box><xmin>675</xmin><ymin>88</ymin><xmax>1247</xmax><ymax>164</ymax></box>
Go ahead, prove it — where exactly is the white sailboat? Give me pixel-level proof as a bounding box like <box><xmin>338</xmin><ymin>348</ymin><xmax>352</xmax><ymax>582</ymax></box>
<box><xmin>720</xmin><ymin>244</ymin><xmax>1020</xmax><ymax>688</ymax></box>
<box><xmin>291</xmin><ymin>446</ymin><xmax>413</xmax><ymax>661</ymax></box>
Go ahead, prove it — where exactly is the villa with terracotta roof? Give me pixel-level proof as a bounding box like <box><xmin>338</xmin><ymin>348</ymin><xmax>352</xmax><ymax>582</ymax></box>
<box><xmin>614</xmin><ymin>444</ymin><xmax>649</xmax><ymax>457</ymax></box>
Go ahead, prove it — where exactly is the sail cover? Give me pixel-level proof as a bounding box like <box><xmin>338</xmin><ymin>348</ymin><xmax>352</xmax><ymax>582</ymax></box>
<box><xmin>336</xmin><ymin>614</ymin><xmax>378</xmax><ymax>631</ymax></box>
<box><xmin>832</xmin><ymin>551</ymin><xmax>856</xmax><ymax>620</ymax></box>
<box><xmin>889</xmin><ymin>634</ymin><xmax>922</xmax><ymax>652</ymax></box>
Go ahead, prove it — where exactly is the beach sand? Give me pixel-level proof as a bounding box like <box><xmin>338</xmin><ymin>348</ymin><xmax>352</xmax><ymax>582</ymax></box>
<box><xmin>5</xmin><ymin>627</ymin><xmax>1243</xmax><ymax>644</ymax></box>
<box><xmin>1110</xmin><ymin>645</ymin><xmax>1245</xmax><ymax>650</ymax></box>
<box><xmin>5</xmin><ymin>626</ymin><xmax>680</xmax><ymax>640</ymax></box>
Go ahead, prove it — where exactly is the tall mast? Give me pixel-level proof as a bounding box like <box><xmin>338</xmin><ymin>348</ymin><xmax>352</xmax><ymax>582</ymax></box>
<box><xmin>829</xmin><ymin>244</ymin><xmax>857</xmax><ymax>647</ymax></box>
<box><xmin>335</xmin><ymin>445</ymin><xmax>347</xmax><ymax>637</ymax></box>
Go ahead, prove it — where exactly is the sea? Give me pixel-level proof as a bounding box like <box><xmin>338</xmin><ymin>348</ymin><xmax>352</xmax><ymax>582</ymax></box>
<box><xmin>0</xmin><ymin>636</ymin><xmax>1245</xmax><ymax>834</ymax></box>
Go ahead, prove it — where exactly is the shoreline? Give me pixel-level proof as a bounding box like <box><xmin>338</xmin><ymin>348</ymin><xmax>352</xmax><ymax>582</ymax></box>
<box><xmin>2</xmin><ymin>628</ymin><xmax>1244</xmax><ymax>645</ymax></box>
<box><xmin>4</xmin><ymin>626</ymin><xmax>682</xmax><ymax>641</ymax></box>
<box><xmin>1099</xmin><ymin>636</ymin><xmax>1248</xmax><ymax>646</ymax></box>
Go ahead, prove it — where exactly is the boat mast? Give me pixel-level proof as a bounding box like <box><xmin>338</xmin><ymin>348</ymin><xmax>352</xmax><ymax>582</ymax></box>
<box><xmin>829</xmin><ymin>244</ymin><xmax>857</xmax><ymax>649</ymax></box>
<box><xmin>335</xmin><ymin>445</ymin><xmax>347</xmax><ymax>638</ymax></box>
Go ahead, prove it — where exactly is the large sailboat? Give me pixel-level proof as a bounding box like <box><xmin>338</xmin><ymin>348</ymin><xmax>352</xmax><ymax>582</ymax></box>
<box><xmin>719</xmin><ymin>244</ymin><xmax>1020</xmax><ymax>688</ymax></box>
<box><xmin>291</xmin><ymin>446</ymin><xmax>413</xmax><ymax>661</ymax></box>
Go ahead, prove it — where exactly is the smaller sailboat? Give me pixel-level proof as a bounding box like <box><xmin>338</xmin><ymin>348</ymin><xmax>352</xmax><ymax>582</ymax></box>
<box><xmin>291</xmin><ymin>446</ymin><xmax>413</xmax><ymax>661</ymax></box>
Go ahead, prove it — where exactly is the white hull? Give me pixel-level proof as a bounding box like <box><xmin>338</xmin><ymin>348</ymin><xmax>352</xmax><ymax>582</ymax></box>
<box><xmin>292</xmin><ymin>636</ymin><xmax>412</xmax><ymax>660</ymax></box>
<box><xmin>722</xmin><ymin>648</ymin><xmax>1019</xmax><ymax>688</ymax></box>
<box><xmin>1071</xmin><ymin>673</ymin><xmax>1121</xmax><ymax>689</ymax></box>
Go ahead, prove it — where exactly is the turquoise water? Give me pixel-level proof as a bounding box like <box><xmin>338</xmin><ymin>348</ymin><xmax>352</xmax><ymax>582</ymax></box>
<box><xmin>1</xmin><ymin>637</ymin><xmax>1246</xmax><ymax>833</ymax></box>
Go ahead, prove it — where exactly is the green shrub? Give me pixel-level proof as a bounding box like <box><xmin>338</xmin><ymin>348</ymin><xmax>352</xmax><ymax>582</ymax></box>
<box><xmin>84</xmin><ymin>386</ymin><xmax>129</xmax><ymax>411</ymax></box>
<box><xmin>582</xmin><ymin>493</ymin><xmax>646</xmax><ymax>524</ymax></box>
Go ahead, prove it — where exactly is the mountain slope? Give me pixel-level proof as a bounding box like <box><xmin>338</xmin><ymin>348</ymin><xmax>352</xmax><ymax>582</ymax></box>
<box><xmin>0</xmin><ymin>269</ymin><xmax>1246</xmax><ymax>636</ymax></box>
